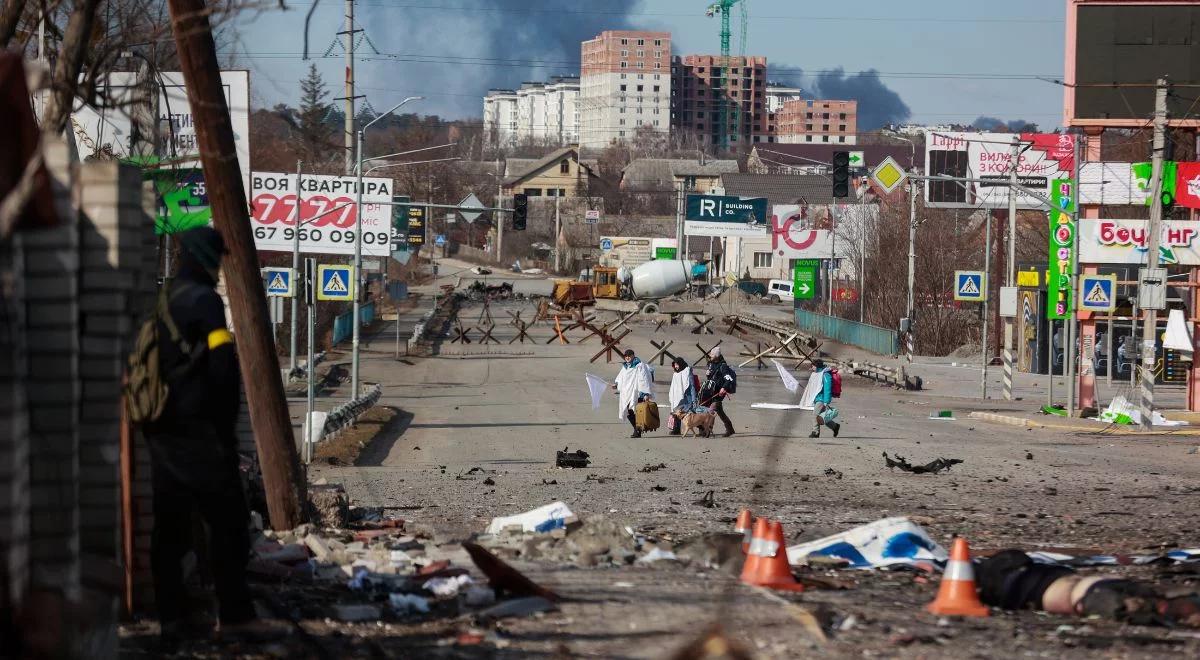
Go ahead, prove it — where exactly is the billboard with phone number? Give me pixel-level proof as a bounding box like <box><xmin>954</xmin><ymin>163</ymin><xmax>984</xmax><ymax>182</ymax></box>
<box><xmin>250</xmin><ymin>172</ymin><xmax>395</xmax><ymax>256</ymax></box>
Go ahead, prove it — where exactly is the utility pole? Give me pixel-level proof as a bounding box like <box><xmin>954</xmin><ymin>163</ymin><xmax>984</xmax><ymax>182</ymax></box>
<box><xmin>1066</xmin><ymin>134</ymin><xmax>1082</xmax><ymax>417</ymax></box>
<box><xmin>342</xmin><ymin>0</ymin><xmax>358</xmax><ymax>174</ymax></box>
<box><xmin>305</xmin><ymin>257</ymin><xmax>316</xmax><ymax>465</ymax></box>
<box><xmin>1003</xmin><ymin>140</ymin><xmax>1019</xmax><ymax>400</ymax></box>
<box><xmin>676</xmin><ymin>180</ymin><xmax>685</xmax><ymax>265</ymax></box>
<box><xmin>553</xmin><ymin>194</ymin><xmax>562</xmax><ymax>272</ymax></box>
<box><xmin>828</xmin><ymin>213</ymin><xmax>836</xmax><ymax>315</ymax></box>
<box><xmin>1138</xmin><ymin>78</ymin><xmax>1170</xmax><ymax>429</ymax></box>
<box><xmin>906</xmin><ymin>178</ymin><xmax>917</xmax><ymax>362</ymax></box>
<box><xmin>289</xmin><ymin>161</ymin><xmax>302</xmax><ymax>373</ymax></box>
<box><xmin>495</xmin><ymin>175</ymin><xmax>504</xmax><ymax>265</ymax></box>
<box><xmin>350</xmin><ymin>128</ymin><xmax>364</xmax><ymax>398</ymax></box>
<box><xmin>859</xmin><ymin>191</ymin><xmax>867</xmax><ymax>323</ymax></box>
<box><xmin>166</xmin><ymin>0</ymin><xmax>306</xmax><ymax>529</ymax></box>
<box><xmin>981</xmin><ymin>213</ymin><xmax>993</xmax><ymax>399</ymax></box>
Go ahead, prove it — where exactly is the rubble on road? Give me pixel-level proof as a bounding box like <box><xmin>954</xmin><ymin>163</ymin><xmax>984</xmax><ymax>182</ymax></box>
<box><xmin>882</xmin><ymin>452</ymin><xmax>963</xmax><ymax>474</ymax></box>
<box><xmin>477</xmin><ymin>513</ymin><xmax>641</xmax><ymax>568</ymax></box>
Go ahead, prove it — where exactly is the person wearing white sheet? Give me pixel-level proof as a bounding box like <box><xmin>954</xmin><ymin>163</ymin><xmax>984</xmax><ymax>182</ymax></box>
<box><xmin>667</xmin><ymin>356</ymin><xmax>698</xmax><ymax>436</ymax></box>
<box><xmin>613</xmin><ymin>348</ymin><xmax>655</xmax><ymax>438</ymax></box>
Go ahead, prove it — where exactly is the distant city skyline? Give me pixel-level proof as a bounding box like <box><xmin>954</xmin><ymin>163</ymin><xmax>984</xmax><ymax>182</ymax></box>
<box><xmin>232</xmin><ymin>0</ymin><xmax>1064</xmax><ymax>129</ymax></box>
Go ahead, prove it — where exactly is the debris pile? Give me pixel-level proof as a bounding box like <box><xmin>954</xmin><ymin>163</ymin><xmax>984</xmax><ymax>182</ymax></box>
<box><xmin>480</xmin><ymin>513</ymin><xmax>644</xmax><ymax>567</ymax></box>
<box><xmin>244</xmin><ymin>488</ymin><xmax>565</xmax><ymax>627</ymax></box>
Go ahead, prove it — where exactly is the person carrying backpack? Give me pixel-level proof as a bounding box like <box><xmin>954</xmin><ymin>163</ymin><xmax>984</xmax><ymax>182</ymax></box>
<box><xmin>699</xmin><ymin>347</ymin><xmax>737</xmax><ymax>437</ymax></box>
<box><xmin>809</xmin><ymin>359</ymin><xmax>841</xmax><ymax>438</ymax></box>
<box><xmin>126</xmin><ymin>227</ymin><xmax>276</xmax><ymax>648</ymax></box>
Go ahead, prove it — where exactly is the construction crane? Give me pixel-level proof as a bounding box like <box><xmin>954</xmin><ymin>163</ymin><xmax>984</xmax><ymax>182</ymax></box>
<box><xmin>706</xmin><ymin>0</ymin><xmax>747</xmax><ymax>151</ymax></box>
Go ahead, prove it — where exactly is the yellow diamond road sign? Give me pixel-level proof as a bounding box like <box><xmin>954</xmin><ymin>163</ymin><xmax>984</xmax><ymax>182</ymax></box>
<box><xmin>870</xmin><ymin>156</ymin><xmax>907</xmax><ymax>194</ymax></box>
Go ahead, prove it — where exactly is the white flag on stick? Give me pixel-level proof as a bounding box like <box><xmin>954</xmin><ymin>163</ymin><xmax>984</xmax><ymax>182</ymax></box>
<box><xmin>585</xmin><ymin>373</ymin><xmax>608</xmax><ymax>410</ymax></box>
<box><xmin>773</xmin><ymin>359</ymin><xmax>800</xmax><ymax>393</ymax></box>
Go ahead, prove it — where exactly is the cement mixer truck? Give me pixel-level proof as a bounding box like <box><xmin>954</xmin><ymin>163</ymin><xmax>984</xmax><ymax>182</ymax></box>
<box><xmin>579</xmin><ymin>260</ymin><xmax>708</xmax><ymax>314</ymax></box>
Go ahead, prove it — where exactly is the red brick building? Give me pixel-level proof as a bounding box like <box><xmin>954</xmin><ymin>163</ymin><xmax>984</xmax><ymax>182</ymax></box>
<box><xmin>671</xmin><ymin>55</ymin><xmax>768</xmax><ymax>148</ymax></box>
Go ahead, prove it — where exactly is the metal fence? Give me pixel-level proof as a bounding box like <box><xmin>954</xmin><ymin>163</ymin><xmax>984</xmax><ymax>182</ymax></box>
<box><xmin>794</xmin><ymin>309</ymin><xmax>898</xmax><ymax>356</ymax></box>
<box><xmin>332</xmin><ymin>301</ymin><xmax>376</xmax><ymax>346</ymax></box>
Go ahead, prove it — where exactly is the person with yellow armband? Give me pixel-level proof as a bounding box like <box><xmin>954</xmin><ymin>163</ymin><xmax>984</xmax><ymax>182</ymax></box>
<box><xmin>142</xmin><ymin>227</ymin><xmax>279</xmax><ymax>649</ymax></box>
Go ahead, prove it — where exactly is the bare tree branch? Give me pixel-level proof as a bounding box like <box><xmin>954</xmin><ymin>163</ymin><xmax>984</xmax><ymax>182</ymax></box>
<box><xmin>43</xmin><ymin>0</ymin><xmax>102</xmax><ymax>134</ymax></box>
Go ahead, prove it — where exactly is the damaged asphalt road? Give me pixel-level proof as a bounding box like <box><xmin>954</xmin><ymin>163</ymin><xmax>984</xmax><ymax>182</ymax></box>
<box><xmin>244</xmin><ymin>299</ymin><xmax>1200</xmax><ymax>658</ymax></box>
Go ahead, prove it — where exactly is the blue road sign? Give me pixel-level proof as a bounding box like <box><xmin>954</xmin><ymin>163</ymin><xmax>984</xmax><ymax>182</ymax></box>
<box><xmin>1079</xmin><ymin>274</ymin><xmax>1117</xmax><ymax>313</ymax></box>
<box><xmin>954</xmin><ymin>270</ymin><xmax>986</xmax><ymax>302</ymax></box>
<box><xmin>600</xmin><ymin>238</ymin><xmax>614</xmax><ymax>251</ymax></box>
<box><xmin>263</xmin><ymin>267</ymin><xmax>294</xmax><ymax>298</ymax></box>
<box><xmin>317</xmin><ymin>264</ymin><xmax>355</xmax><ymax>301</ymax></box>
<box><xmin>435</xmin><ymin>234</ymin><xmax>447</xmax><ymax>247</ymax></box>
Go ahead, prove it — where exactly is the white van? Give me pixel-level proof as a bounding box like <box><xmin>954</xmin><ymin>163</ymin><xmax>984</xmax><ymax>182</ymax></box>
<box><xmin>766</xmin><ymin>279</ymin><xmax>795</xmax><ymax>303</ymax></box>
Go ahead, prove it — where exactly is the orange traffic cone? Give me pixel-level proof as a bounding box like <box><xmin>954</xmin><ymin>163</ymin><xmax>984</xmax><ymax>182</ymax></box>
<box><xmin>926</xmin><ymin>537</ymin><xmax>989</xmax><ymax>617</ymax></box>
<box><xmin>739</xmin><ymin>517</ymin><xmax>768</xmax><ymax>580</ymax></box>
<box><xmin>740</xmin><ymin>520</ymin><xmax>805</xmax><ymax>592</ymax></box>
<box><xmin>734</xmin><ymin>509</ymin><xmax>753</xmax><ymax>554</ymax></box>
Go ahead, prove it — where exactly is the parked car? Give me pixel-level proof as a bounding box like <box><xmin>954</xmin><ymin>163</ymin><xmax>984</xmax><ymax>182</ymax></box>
<box><xmin>766</xmin><ymin>279</ymin><xmax>795</xmax><ymax>304</ymax></box>
<box><xmin>736</xmin><ymin>281</ymin><xmax>767</xmax><ymax>298</ymax></box>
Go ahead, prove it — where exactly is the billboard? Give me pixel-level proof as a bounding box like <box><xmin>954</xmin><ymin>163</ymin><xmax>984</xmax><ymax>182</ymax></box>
<box><xmin>1068</xmin><ymin>2</ymin><xmax>1200</xmax><ymax>127</ymax></box>
<box><xmin>598</xmin><ymin>237</ymin><xmax>654</xmax><ymax>268</ymax></box>
<box><xmin>925</xmin><ymin>132</ymin><xmax>1076</xmax><ymax>209</ymax></box>
<box><xmin>249</xmin><ymin>172</ymin><xmax>395</xmax><ymax>257</ymax></box>
<box><xmin>69</xmin><ymin>71</ymin><xmax>251</xmax><ymax>189</ymax></box>
<box><xmin>1079</xmin><ymin>218</ymin><xmax>1200</xmax><ymax>266</ymax></box>
<box><xmin>771</xmin><ymin>205</ymin><xmax>833</xmax><ymax>259</ymax></box>
<box><xmin>685</xmin><ymin>194</ymin><xmax>769</xmax><ymax>237</ymax></box>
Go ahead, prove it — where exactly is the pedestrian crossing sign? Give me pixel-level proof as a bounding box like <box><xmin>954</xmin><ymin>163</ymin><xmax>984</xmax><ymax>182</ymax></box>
<box><xmin>1079</xmin><ymin>274</ymin><xmax>1116</xmax><ymax>313</ymax></box>
<box><xmin>954</xmin><ymin>271</ymin><xmax>986</xmax><ymax>302</ymax></box>
<box><xmin>262</xmin><ymin>267</ymin><xmax>294</xmax><ymax>298</ymax></box>
<box><xmin>317</xmin><ymin>264</ymin><xmax>355</xmax><ymax>301</ymax></box>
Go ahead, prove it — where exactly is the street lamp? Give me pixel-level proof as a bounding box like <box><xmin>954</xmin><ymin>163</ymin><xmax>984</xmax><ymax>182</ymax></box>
<box><xmin>351</xmin><ymin>96</ymin><xmax>423</xmax><ymax>400</ymax></box>
<box><xmin>880</xmin><ymin>130</ymin><xmax>919</xmax><ymax>362</ymax></box>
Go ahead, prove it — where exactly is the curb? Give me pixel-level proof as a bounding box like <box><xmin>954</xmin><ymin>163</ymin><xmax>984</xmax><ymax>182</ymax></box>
<box><xmin>967</xmin><ymin>411</ymin><xmax>1200</xmax><ymax>437</ymax></box>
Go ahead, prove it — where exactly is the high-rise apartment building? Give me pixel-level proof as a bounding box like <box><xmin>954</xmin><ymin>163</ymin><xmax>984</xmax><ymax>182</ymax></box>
<box><xmin>484</xmin><ymin>89</ymin><xmax>519</xmax><ymax>147</ymax></box>
<box><xmin>670</xmin><ymin>54</ymin><xmax>767</xmax><ymax>148</ymax></box>
<box><xmin>765</xmin><ymin>83</ymin><xmax>803</xmax><ymax>113</ymax></box>
<box><xmin>777</xmin><ymin>99</ymin><xmax>858</xmax><ymax>145</ymax></box>
<box><xmin>579</xmin><ymin>30</ymin><xmax>672</xmax><ymax>148</ymax></box>
<box><xmin>484</xmin><ymin>76</ymin><xmax>580</xmax><ymax>147</ymax></box>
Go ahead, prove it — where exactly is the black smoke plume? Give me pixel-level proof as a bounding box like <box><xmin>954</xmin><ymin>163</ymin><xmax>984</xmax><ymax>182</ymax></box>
<box><xmin>363</xmin><ymin>0</ymin><xmax>639</xmax><ymax>118</ymax></box>
<box><xmin>808</xmin><ymin>68</ymin><xmax>911</xmax><ymax>130</ymax></box>
<box><xmin>972</xmin><ymin>116</ymin><xmax>1040</xmax><ymax>132</ymax></box>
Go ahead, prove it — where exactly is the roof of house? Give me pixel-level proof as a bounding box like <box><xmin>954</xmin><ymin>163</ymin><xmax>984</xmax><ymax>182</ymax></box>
<box><xmin>719</xmin><ymin>173</ymin><xmax>839</xmax><ymax>206</ymax></box>
<box><xmin>752</xmin><ymin>143</ymin><xmax>919</xmax><ymax>170</ymax></box>
<box><xmin>456</xmin><ymin>160</ymin><xmax>503</xmax><ymax>179</ymax></box>
<box><xmin>503</xmin><ymin>158</ymin><xmax>540</xmax><ymax>179</ymax></box>
<box><xmin>502</xmin><ymin>147</ymin><xmax>595</xmax><ymax>186</ymax></box>
<box><xmin>619</xmin><ymin>158</ymin><xmax>740</xmax><ymax>190</ymax></box>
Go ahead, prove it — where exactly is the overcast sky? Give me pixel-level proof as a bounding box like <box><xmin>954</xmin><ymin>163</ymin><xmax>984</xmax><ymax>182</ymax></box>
<box><xmin>231</xmin><ymin>0</ymin><xmax>1065</xmax><ymax>128</ymax></box>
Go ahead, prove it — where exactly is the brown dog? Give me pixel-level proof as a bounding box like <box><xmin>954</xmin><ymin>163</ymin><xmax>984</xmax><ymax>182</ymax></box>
<box><xmin>680</xmin><ymin>411</ymin><xmax>717</xmax><ymax>438</ymax></box>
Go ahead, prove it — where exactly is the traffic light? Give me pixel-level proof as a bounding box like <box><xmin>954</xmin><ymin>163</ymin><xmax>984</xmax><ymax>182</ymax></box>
<box><xmin>832</xmin><ymin>151</ymin><xmax>850</xmax><ymax>198</ymax></box>
<box><xmin>512</xmin><ymin>193</ymin><xmax>528</xmax><ymax>231</ymax></box>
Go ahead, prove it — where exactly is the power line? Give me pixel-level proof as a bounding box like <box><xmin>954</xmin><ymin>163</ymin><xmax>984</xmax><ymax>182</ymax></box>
<box><xmin>239</xmin><ymin>51</ymin><xmax>1056</xmax><ymax>81</ymax></box>
<box><xmin>283</xmin><ymin>1</ymin><xmax>1059</xmax><ymax>24</ymax></box>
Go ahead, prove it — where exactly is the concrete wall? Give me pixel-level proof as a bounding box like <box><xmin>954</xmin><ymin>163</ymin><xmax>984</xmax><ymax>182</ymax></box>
<box><xmin>1</xmin><ymin>138</ymin><xmax>155</xmax><ymax>655</ymax></box>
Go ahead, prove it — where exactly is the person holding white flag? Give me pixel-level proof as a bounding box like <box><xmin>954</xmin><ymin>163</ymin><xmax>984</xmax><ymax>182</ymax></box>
<box><xmin>613</xmin><ymin>349</ymin><xmax>655</xmax><ymax>438</ymax></box>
